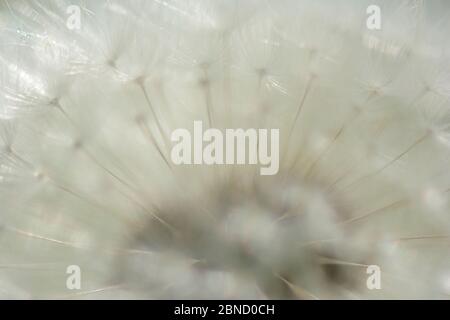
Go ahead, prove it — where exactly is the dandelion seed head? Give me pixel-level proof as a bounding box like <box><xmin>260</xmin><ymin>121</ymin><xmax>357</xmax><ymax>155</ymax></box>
<box><xmin>1</xmin><ymin>0</ymin><xmax>450</xmax><ymax>299</ymax></box>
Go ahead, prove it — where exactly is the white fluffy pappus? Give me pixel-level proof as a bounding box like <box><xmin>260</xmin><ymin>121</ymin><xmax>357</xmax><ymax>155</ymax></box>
<box><xmin>1</xmin><ymin>0</ymin><xmax>450</xmax><ymax>299</ymax></box>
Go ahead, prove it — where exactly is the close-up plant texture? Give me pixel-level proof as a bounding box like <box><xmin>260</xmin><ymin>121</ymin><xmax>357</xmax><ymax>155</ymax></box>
<box><xmin>1</xmin><ymin>0</ymin><xmax>450</xmax><ymax>299</ymax></box>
